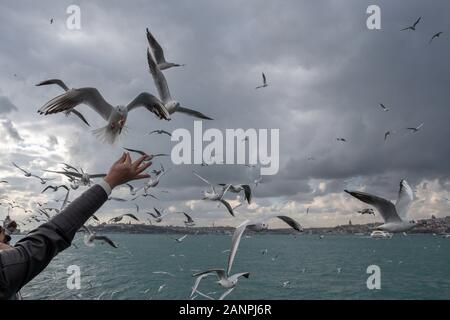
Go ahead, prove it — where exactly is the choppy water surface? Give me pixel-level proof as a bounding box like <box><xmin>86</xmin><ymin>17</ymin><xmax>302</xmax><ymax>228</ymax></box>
<box><xmin>18</xmin><ymin>233</ymin><xmax>450</xmax><ymax>300</ymax></box>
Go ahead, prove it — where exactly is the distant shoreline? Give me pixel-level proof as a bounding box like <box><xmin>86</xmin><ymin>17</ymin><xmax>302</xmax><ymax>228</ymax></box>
<box><xmin>71</xmin><ymin>215</ymin><xmax>450</xmax><ymax>236</ymax></box>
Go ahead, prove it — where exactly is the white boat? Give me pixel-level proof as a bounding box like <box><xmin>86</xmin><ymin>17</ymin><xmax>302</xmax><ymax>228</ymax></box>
<box><xmin>370</xmin><ymin>230</ymin><xmax>393</xmax><ymax>239</ymax></box>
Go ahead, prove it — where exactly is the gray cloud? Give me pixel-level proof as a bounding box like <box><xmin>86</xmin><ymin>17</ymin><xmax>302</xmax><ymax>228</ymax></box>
<box><xmin>0</xmin><ymin>96</ymin><xmax>18</xmax><ymax>114</ymax></box>
<box><xmin>1</xmin><ymin>0</ymin><xmax>450</xmax><ymax>227</ymax></box>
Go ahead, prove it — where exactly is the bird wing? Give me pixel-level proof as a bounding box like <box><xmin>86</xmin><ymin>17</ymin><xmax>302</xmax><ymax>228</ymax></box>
<box><xmin>147</xmin><ymin>48</ymin><xmax>172</xmax><ymax>103</ymax></box>
<box><xmin>241</xmin><ymin>185</ymin><xmax>252</xmax><ymax>204</ymax></box>
<box><xmin>395</xmin><ymin>180</ymin><xmax>414</xmax><ymax>220</ymax></box>
<box><xmin>69</xmin><ymin>109</ymin><xmax>91</xmax><ymax>127</ymax></box>
<box><xmin>44</xmin><ymin>170</ymin><xmax>83</xmax><ymax>179</ymax></box>
<box><xmin>95</xmin><ymin>235</ymin><xmax>118</xmax><ymax>248</ymax></box>
<box><xmin>228</xmin><ymin>272</ymin><xmax>250</xmax><ymax>282</ymax></box>
<box><xmin>262</xmin><ymin>73</ymin><xmax>266</xmax><ymax>85</ymax></box>
<box><xmin>227</xmin><ymin>221</ymin><xmax>249</xmax><ymax>275</ymax></box>
<box><xmin>192</xmin><ymin>269</ymin><xmax>226</xmax><ymax>281</ymax></box>
<box><xmin>126</xmin><ymin>92</ymin><xmax>170</xmax><ymax>120</ymax></box>
<box><xmin>178</xmin><ymin>235</ymin><xmax>188</xmax><ymax>241</ymax></box>
<box><xmin>41</xmin><ymin>186</ymin><xmax>55</xmax><ymax>193</ymax></box>
<box><xmin>175</xmin><ymin>106</ymin><xmax>213</xmax><ymax>120</ymax></box>
<box><xmin>413</xmin><ymin>16</ymin><xmax>421</xmax><ymax>27</ymax></box>
<box><xmin>193</xmin><ymin>171</ymin><xmax>212</xmax><ymax>186</ymax></box>
<box><xmin>184</xmin><ymin>212</ymin><xmax>194</xmax><ymax>223</ymax></box>
<box><xmin>123</xmin><ymin>147</ymin><xmax>147</xmax><ymax>156</ymax></box>
<box><xmin>146</xmin><ymin>28</ymin><xmax>166</xmax><ymax>64</ymax></box>
<box><xmin>38</xmin><ymin>87</ymin><xmax>114</xmax><ymax>122</ymax></box>
<box><xmin>218</xmin><ymin>288</ymin><xmax>235</xmax><ymax>300</ymax></box>
<box><xmin>220</xmin><ymin>199</ymin><xmax>235</xmax><ymax>217</ymax></box>
<box><xmin>124</xmin><ymin>213</ymin><xmax>139</xmax><ymax>221</ymax></box>
<box><xmin>190</xmin><ymin>273</ymin><xmax>212</xmax><ymax>298</ymax></box>
<box><xmin>35</xmin><ymin>79</ymin><xmax>70</xmax><ymax>92</ymax></box>
<box><xmin>12</xmin><ymin>162</ymin><xmax>28</xmax><ymax>174</ymax></box>
<box><xmin>276</xmin><ymin>216</ymin><xmax>303</xmax><ymax>231</ymax></box>
<box><xmin>344</xmin><ymin>190</ymin><xmax>402</xmax><ymax>223</ymax></box>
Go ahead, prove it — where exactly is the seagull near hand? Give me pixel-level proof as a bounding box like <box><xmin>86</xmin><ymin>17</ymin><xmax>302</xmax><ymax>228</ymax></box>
<box><xmin>146</xmin><ymin>48</ymin><xmax>213</xmax><ymax>120</ymax></box>
<box><xmin>123</xmin><ymin>147</ymin><xmax>169</xmax><ymax>162</ymax></box>
<box><xmin>401</xmin><ymin>17</ymin><xmax>421</xmax><ymax>31</ymax></box>
<box><xmin>37</xmin><ymin>79</ymin><xmax>170</xmax><ymax>144</ymax></box>
<box><xmin>406</xmin><ymin>123</ymin><xmax>424</xmax><ymax>133</ymax></box>
<box><xmin>41</xmin><ymin>184</ymin><xmax>69</xmax><ymax>193</ymax></box>
<box><xmin>255</xmin><ymin>73</ymin><xmax>268</xmax><ymax>89</ymax></box>
<box><xmin>345</xmin><ymin>179</ymin><xmax>416</xmax><ymax>232</ymax></box>
<box><xmin>193</xmin><ymin>171</ymin><xmax>234</xmax><ymax>216</ymax></box>
<box><xmin>146</xmin><ymin>28</ymin><xmax>185</xmax><ymax>71</ymax></box>
<box><xmin>44</xmin><ymin>169</ymin><xmax>106</xmax><ymax>186</ymax></box>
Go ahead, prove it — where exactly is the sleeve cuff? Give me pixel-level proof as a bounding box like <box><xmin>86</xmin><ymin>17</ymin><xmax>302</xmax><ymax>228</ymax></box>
<box><xmin>97</xmin><ymin>179</ymin><xmax>112</xmax><ymax>196</ymax></box>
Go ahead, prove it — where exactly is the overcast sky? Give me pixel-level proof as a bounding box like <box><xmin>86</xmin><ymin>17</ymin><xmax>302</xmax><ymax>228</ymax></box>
<box><xmin>1</xmin><ymin>0</ymin><xmax>450</xmax><ymax>229</ymax></box>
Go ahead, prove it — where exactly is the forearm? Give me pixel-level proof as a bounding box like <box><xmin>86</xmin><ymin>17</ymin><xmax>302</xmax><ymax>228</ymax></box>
<box><xmin>0</xmin><ymin>183</ymin><xmax>109</xmax><ymax>299</ymax></box>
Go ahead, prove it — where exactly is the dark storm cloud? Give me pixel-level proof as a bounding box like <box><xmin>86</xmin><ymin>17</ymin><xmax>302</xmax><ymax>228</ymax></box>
<box><xmin>1</xmin><ymin>0</ymin><xmax>450</xmax><ymax>226</ymax></box>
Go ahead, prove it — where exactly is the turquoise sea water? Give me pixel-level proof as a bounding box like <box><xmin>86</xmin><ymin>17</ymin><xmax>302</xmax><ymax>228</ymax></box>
<box><xmin>17</xmin><ymin>233</ymin><xmax>450</xmax><ymax>300</ymax></box>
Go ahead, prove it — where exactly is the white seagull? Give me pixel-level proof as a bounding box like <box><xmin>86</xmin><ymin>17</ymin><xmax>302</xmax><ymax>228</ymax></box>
<box><xmin>146</xmin><ymin>28</ymin><xmax>185</xmax><ymax>70</ymax></box>
<box><xmin>379</xmin><ymin>103</ymin><xmax>389</xmax><ymax>112</ymax></box>
<box><xmin>146</xmin><ymin>48</ymin><xmax>213</xmax><ymax>120</ymax></box>
<box><xmin>82</xmin><ymin>225</ymin><xmax>118</xmax><ymax>248</ymax></box>
<box><xmin>345</xmin><ymin>180</ymin><xmax>416</xmax><ymax>232</ymax></box>
<box><xmin>37</xmin><ymin>80</ymin><xmax>170</xmax><ymax>144</ymax></box>
<box><xmin>217</xmin><ymin>184</ymin><xmax>252</xmax><ymax>204</ymax></box>
<box><xmin>193</xmin><ymin>171</ymin><xmax>234</xmax><ymax>216</ymax></box>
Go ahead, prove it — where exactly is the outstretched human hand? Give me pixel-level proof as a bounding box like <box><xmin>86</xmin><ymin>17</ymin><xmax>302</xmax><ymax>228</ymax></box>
<box><xmin>104</xmin><ymin>152</ymin><xmax>152</xmax><ymax>189</ymax></box>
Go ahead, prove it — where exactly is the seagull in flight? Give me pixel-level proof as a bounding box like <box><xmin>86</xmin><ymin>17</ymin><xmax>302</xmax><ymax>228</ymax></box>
<box><xmin>41</xmin><ymin>185</ymin><xmax>69</xmax><ymax>193</ymax></box>
<box><xmin>357</xmin><ymin>208</ymin><xmax>375</xmax><ymax>216</ymax></box>
<box><xmin>148</xmin><ymin>129</ymin><xmax>172</xmax><ymax>137</ymax></box>
<box><xmin>193</xmin><ymin>171</ymin><xmax>234</xmax><ymax>216</ymax></box>
<box><xmin>406</xmin><ymin>123</ymin><xmax>424</xmax><ymax>133</ymax></box>
<box><xmin>146</xmin><ymin>28</ymin><xmax>185</xmax><ymax>70</ymax></box>
<box><xmin>345</xmin><ymin>180</ymin><xmax>416</xmax><ymax>232</ymax></box>
<box><xmin>44</xmin><ymin>169</ymin><xmax>106</xmax><ymax>186</ymax></box>
<box><xmin>379</xmin><ymin>103</ymin><xmax>389</xmax><ymax>112</ymax></box>
<box><xmin>146</xmin><ymin>48</ymin><xmax>212</xmax><ymax>120</ymax></box>
<box><xmin>255</xmin><ymin>73</ymin><xmax>268</xmax><ymax>89</ymax></box>
<box><xmin>82</xmin><ymin>225</ymin><xmax>118</xmax><ymax>248</ymax></box>
<box><xmin>401</xmin><ymin>17</ymin><xmax>421</xmax><ymax>31</ymax></box>
<box><xmin>429</xmin><ymin>32</ymin><xmax>444</xmax><ymax>44</ymax></box>
<box><xmin>12</xmin><ymin>163</ymin><xmax>54</xmax><ymax>184</ymax></box>
<box><xmin>179</xmin><ymin>212</ymin><xmax>195</xmax><ymax>226</ymax></box>
<box><xmin>148</xmin><ymin>207</ymin><xmax>169</xmax><ymax>223</ymax></box>
<box><xmin>218</xmin><ymin>184</ymin><xmax>252</xmax><ymax>204</ymax></box>
<box><xmin>384</xmin><ymin>131</ymin><xmax>395</xmax><ymax>141</ymax></box>
<box><xmin>108</xmin><ymin>213</ymin><xmax>140</xmax><ymax>223</ymax></box>
<box><xmin>37</xmin><ymin>79</ymin><xmax>170</xmax><ymax>144</ymax></box>
<box><xmin>123</xmin><ymin>147</ymin><xmax>169</xmax><ymax>161</ymax></box>
<box><xmin>336</xmin><ymin>138</ymin><xmax>347</xmax><ymax>142</ymax></box>
<box><xmin>172</xmin><ymin>234</ymin><xmax>188</xmax><ymax>243</ymax></box>
<box><xmin>36</xmin><ymin>79</ymin><xmax>91</xmax><ymax>126</ymax></box>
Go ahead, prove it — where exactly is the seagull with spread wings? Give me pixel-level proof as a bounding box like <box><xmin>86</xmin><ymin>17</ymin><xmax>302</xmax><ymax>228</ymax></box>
<box><xmin>44</xmin><ymin>169</ymin><xmax>106</xmax><ymax>186</ymax></box>
<box><xmin>37</xmin><ymin>79</ymin><xmax>170</xmax><ymax>144</ymax></box>
<box><xmin>345</xmin><ymin>180</ymin><xmax>416</xmax><ymax>232</ymax></box>
<box><xmin>406</xmin><ymin>123</ymin><xmax>424</xmax><ymax>133</ymax></box>
<box><xmin>255</xmin><ymin>72</ymin><xmax>268</xmax><ymax>89</ymax></box>
<box><xmin>193</xmin><ymin>171</ymin><xmax>234</xmax><ymax>216</ymax></box>
<box><xmin>401</xmin><ymin>17</ymin><xmax>421</xmax><ymax>31</ymax></box>
<box><xmin>146</xmin><ymin>28</ymin><xmax>185</xmax><ymax>70</ymax></box>
<box><xmin>82</xmin><ymin>225</ymin><xmax>118</xmax><ymax>248</ymax></box>
<box><xmin>146</xmin><ymin>48</ymin><xmax>212</xmax><ymax>120</ymax></box>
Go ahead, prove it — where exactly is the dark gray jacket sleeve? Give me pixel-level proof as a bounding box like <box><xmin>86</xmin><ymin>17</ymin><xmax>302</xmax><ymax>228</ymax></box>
<box><xmin>0</xmin><ymin>184</ymin><xmax>108</xmax><ymax>299</ymax></box>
